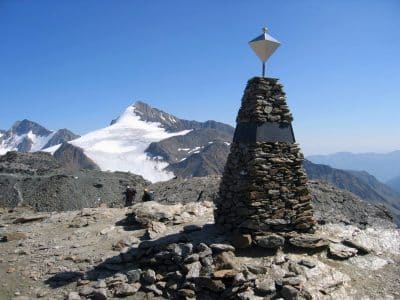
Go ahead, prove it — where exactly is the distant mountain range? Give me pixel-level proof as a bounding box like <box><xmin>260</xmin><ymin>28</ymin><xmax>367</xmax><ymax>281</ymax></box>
<box><xmin>308</xmin><ymin>151</ymin><xmax>400</xmax><ymax>191</ymax></box>
<box><xmin>387</xmin><ymin>176</ymin><xmax>400</xmax><ymax>193</ymax></box>
<box><xmin>1</xmin><ymin>101</ymin><xmax>399</xmax><ymax>224</ymax></box>
<box><xmin>303</xmin><ymin>160</ymin><xmax>400</xmax><ymax>225</ymax></box>
<box><xmin>0</xmin><ymin>119</ymin><xmax>79</xmax><ymax>154</ymax></box>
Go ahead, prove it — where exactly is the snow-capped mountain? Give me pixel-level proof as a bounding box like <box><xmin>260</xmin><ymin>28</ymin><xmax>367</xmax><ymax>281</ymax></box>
<box><xmin>44</xmin><ymin>101</ymin><xmax>234</xmax><ymax>182</ymax></box>
<box><xmin>2</xmin><ymin>102</ymin><xmax>233</xmax><ymax>182</ymax></box>
<box><xmin>63</xmin><ymin>104</ymin><xmax>192</xmax><ymax>182</ymax></box>
<box><xmin>0</xmin><ymin>119</ymin><xmax>79</xmax><ymax>155</ymax></box>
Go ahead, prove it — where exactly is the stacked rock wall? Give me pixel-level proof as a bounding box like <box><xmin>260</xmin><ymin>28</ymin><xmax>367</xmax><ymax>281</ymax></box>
<box><xmin>215</xmin><ymin>77</ymin><xmax>315</xmax><ymax>233</ymax></box>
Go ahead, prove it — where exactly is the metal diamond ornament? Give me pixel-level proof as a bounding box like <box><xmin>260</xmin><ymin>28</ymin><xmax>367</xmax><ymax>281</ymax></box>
<box><xmin>249</xmin><ymin>27</ymin><xmax>281</xmax><ymax>76</ymax></box>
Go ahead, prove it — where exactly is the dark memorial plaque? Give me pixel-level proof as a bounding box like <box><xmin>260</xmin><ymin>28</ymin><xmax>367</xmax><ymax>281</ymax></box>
<box><xmin>233</xmin><ymin>122</ymin><xmax>295</xmax><ymax>143</ymax></box>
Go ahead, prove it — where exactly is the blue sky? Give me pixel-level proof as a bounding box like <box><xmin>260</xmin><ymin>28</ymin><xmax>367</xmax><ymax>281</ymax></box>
<box><xmin>0</xmin><ymin>0</ymin><xmax>399</xmax><ymax>155</ymax></box>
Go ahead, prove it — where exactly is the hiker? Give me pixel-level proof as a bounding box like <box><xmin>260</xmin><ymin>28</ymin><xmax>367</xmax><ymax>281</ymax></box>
<box><xmin>142</xmin><ymin>188</ymin><xmax>154</xmax><ymax>202</ymax></box>
<box><xmin>124</xmin><ymin>186</ymin><xmax>137</xmax><ymax>207</ymax></box>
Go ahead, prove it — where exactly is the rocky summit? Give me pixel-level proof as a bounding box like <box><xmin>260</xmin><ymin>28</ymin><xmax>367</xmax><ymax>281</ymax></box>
<box><xmin>0</xmin><ymin>177</ymin><xmax>399</xmax><ymax>299</ymax></box>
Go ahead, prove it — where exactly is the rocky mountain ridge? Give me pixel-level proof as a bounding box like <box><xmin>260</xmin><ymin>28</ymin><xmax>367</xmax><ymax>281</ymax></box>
<box><xmin>2</xmin><ymin>102</ymin><xmax>399</xmax><ymax>225</ymax></box>
<box><xmin>130</xmin><ymin>101</ymin><xmax>234</xmax><ymax>134</ymax></box>
<box><xmin>0</xmin><ymin>119</ymin><xmax>79</xmax><ymax>154</ymax></box>
<box><xmin>308</xmin><ymin>150</ymin><xmax>400</xmax><ymax>183</ymax></box>
<box><xmin>0</xmin><ymin>149</ymin><xmax>397</xmax><ymax>230</ymax></box>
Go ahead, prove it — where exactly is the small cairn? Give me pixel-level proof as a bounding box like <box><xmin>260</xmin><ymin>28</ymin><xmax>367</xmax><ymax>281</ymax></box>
<box><xmin>215</xmin><ymin>77</ymin><xmax>315</xmax><ymax>239</ymax></box>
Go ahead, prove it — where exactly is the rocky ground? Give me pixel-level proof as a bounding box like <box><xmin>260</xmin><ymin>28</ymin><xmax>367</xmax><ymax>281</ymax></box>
<box><xmin>0</xmin><ymin>151</ymin><xmax>148</xmax><ymax>212</ymax></box>
<box><xmin>0</xmin><ymin>180</ymin><xmax>399</xmax><ymax>300</ymax></box>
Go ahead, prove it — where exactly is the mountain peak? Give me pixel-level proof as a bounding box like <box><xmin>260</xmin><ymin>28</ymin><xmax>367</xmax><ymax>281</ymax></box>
<box><xmin>132</xmin><ymin>101</ymin><xmax>180</xmax><ymax>129</ymax></box>
<box><xmin>0</xmin><ymin>120</ymin><xmax>79</xmax><ymax>155</ymax></box>
<box><xmin>11</xmin><ymin>119</ymin><xmax>52</xmax><ymax>136</ymax></box>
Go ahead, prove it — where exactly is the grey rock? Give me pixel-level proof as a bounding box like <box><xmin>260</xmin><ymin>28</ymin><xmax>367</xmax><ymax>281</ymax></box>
<box><xmin>298</xmin><ymin>259</ymin><xmax>316</xmax><ymax>268</ymax></box>
<box><xmin>281</xmin><ymin>285</ymin><xmax>299</xmax><ymax>299</ymax></box>
<box><xmin>342</xmin><ymin>239</ymin><xmax>371</xmax><ymax>254</ymax></box>
<box><xmin>328</xmin><ymin>243</ymin><xmax>358</xmax><ymax>260</ymax></box>
<box><xmin>210</xmin><ymin>243</ymin><xmax>235</xmax><ymax>253</ymax></box>
<box><xmin>233</xmin><ymin>272</ymin><xmax>247</xmax><ymax>286</ymax></box>
<box><xmin>94</xmin><ymin>279</ymin><xmax>107</xmax><ymax>288</ymax></box>
<box><xmin>201</xmin><ymin>256</ymin><xmax>213</xmax><ymax>267</ymax></box>
<box><xmin>184</xmin><ymin>253</ymin><xmax>199</xmax><ymax>263</ymax></box>
<box><xmin>197</xmin><ymin>243</ymin><xmax>212</xmax><ymax>258</ymax></box>
<box><xmin>142</xmin><ymin>269</ymin><xmax>156</xmax><ymax>284</ymax></box>
<box><xmin>255</xmin><ymin>278</ymin><xmax>276</xmax><ymax>295</ymax></box>
<box><xmin>273</xmin><ymin>254</ymin><xmax>287</xmax><ymax>265</ymax></box>
<box><xmin>125</xmin><ymin>269</ymin><xmax>142</xmax><ymax>283</ymax></box>
<box><xmin>243</xmin><ymin>269</ymin><xmax>257</xmax><ymax>281</ymax></box>
<box><xmin>114</xmin><ymin>283</ymin><xmax>140</xmax><ymax>297</ymax></box>
<box><xmin>184</xmin><ymin>261</ymin><xmax>202</xmax><ymax>279</ymax></box>
<box><xmin>282</xmin><ymin>277</ymin><xmax>302</xmax><ymax>286</ymax></box>
<box><xmin>288</xmin><ymin>235</ymin><xmax>329</xmax><ymax>250</ymax></box>
<box><xmin>288</xmin><ymin>262</ymin><xmax>303</xmax><ymax>275</ymax></box>
<box><xmin>246</xmin><ymin>265</ymin><xmax>267</xmax><ymax>274</ymax></box>
<box><xmin>67</xmin><ymin>292</ymin><xmax>81</xmax><ymax>300</ymax></box>
<box><xmin>256</xmin><ymin>234</ymin><xmax>285</xmax><ymax>249</ymax></box>
<box><xmin>181</xmin><ymin>243</ymin><xmax>194</xmax><ymax>257</ymax></box>
<box><xmin>79</xmin><ymin>286</ymin><xmax>94</xmax><ymax>297</ymax></box>
<box><xmin>92</xmin><ymin>288</ymin><xmax>108</xmax><ymax>300</ymax></box>
<box><xmin>237</xmin><ymin>289</ymin><xmax>264</xmax><ymax>300</ymax></box>
<box><xmin>105</xmin><ymin>273</ymin><xmax>128</xmax><ymax>287</ymax></box>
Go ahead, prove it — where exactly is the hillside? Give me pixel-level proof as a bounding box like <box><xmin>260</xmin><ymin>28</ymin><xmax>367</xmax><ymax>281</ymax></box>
<box><xmin>304</xmin><ymin>159</ymin><xmax>400</xmax><ymax>225</ymax></box>
<box><xmin>387</xmin><ymin>175</ymin><xmax>400</xmax><ymax>193</ymax></box>
<box><xmin>0</xmin><ymin>151</ymin><xmax>147</xmax><ymax>211</ymax></box>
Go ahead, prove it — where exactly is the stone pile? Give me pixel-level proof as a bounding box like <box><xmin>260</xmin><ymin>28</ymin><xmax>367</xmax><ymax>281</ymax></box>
<box><xmin>235</xmin><ymin>78</ymin><xmax>293</xmax><ymax>124</ymax></box>
<box><xmin>215</xmin><ymin>77</ymin><xmax>315</xmax><ymax>234</ymax></box>
<box><xmin>66</xmin><ymin>226</ymin><xmax>371</xmax><ymax>300</ymax></box>
<box><xmin>71</xmin><ymin>238</ymin><xmax>315</xmax><ymax>299</ymax></box>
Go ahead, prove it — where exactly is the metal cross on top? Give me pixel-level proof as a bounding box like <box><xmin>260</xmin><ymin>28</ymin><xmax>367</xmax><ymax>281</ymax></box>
<box><xmin>249</xmin><ymin>27</ymin><xmax>281</xmax><ymax>77</ymax></box>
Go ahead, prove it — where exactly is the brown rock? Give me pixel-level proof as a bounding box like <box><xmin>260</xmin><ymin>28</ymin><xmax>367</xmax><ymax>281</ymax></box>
<box><xmin>212</xmin><ymin>269</ymin><xmax>238</xmax><ymax>278</ymax></box>
<box><xmin>12</xmin><ymin>215</ymin><xmax>47</xmax><ymax>224</ymax></box>
<box><xmin>214</xmin><ymin>251</ymin><xmax>239</xmax><ymax>270</ymax></box>
<box><xmin>231</xmin><ymin>233</ymin><xmax>252</xmax><ymax>248</ymax></box>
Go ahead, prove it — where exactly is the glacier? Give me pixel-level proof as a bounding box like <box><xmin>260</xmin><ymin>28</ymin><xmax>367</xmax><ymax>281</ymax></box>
<box><xmin>65</xmin><ymin>105</ymin><xmax>191</xmax><ymax>182</ymax></box>
<box><xmin>0</xmin><ymin>131</ymin><xmax>55</xmax><ymax>155</ymax></box>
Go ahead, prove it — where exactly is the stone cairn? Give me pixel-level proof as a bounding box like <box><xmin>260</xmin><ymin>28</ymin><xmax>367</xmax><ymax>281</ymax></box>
<box><xmin>215</xmin><ymin>76</ymin><xmax>315</xmax><ymax>236</ymax></box>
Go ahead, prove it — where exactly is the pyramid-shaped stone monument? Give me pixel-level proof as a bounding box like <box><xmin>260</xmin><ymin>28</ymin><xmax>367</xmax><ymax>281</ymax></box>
<box><xmin>215</xmin><ymin>28</ymin><xmax>315</xmax><ymax>235</ymax></box>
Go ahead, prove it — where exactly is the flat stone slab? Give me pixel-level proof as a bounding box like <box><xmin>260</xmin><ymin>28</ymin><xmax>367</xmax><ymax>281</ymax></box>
<box><xmin>288</xmin><ymin>234</ymin><xmax>329</xmax><ymax>250</ymax></box>
<box><xmin>13</xmin><ymin>215</ymin><xmax>47</xmax><ymax>224</ymax></box>
<box><xmin>342</xmin><ymin>239</ymin><xmax>371</xmax><ymax>255</ymax></box>
<box><xmin>328</xmin><ymin>243</ymin><xmax>358</xmax><ymax>259</ymax></box>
